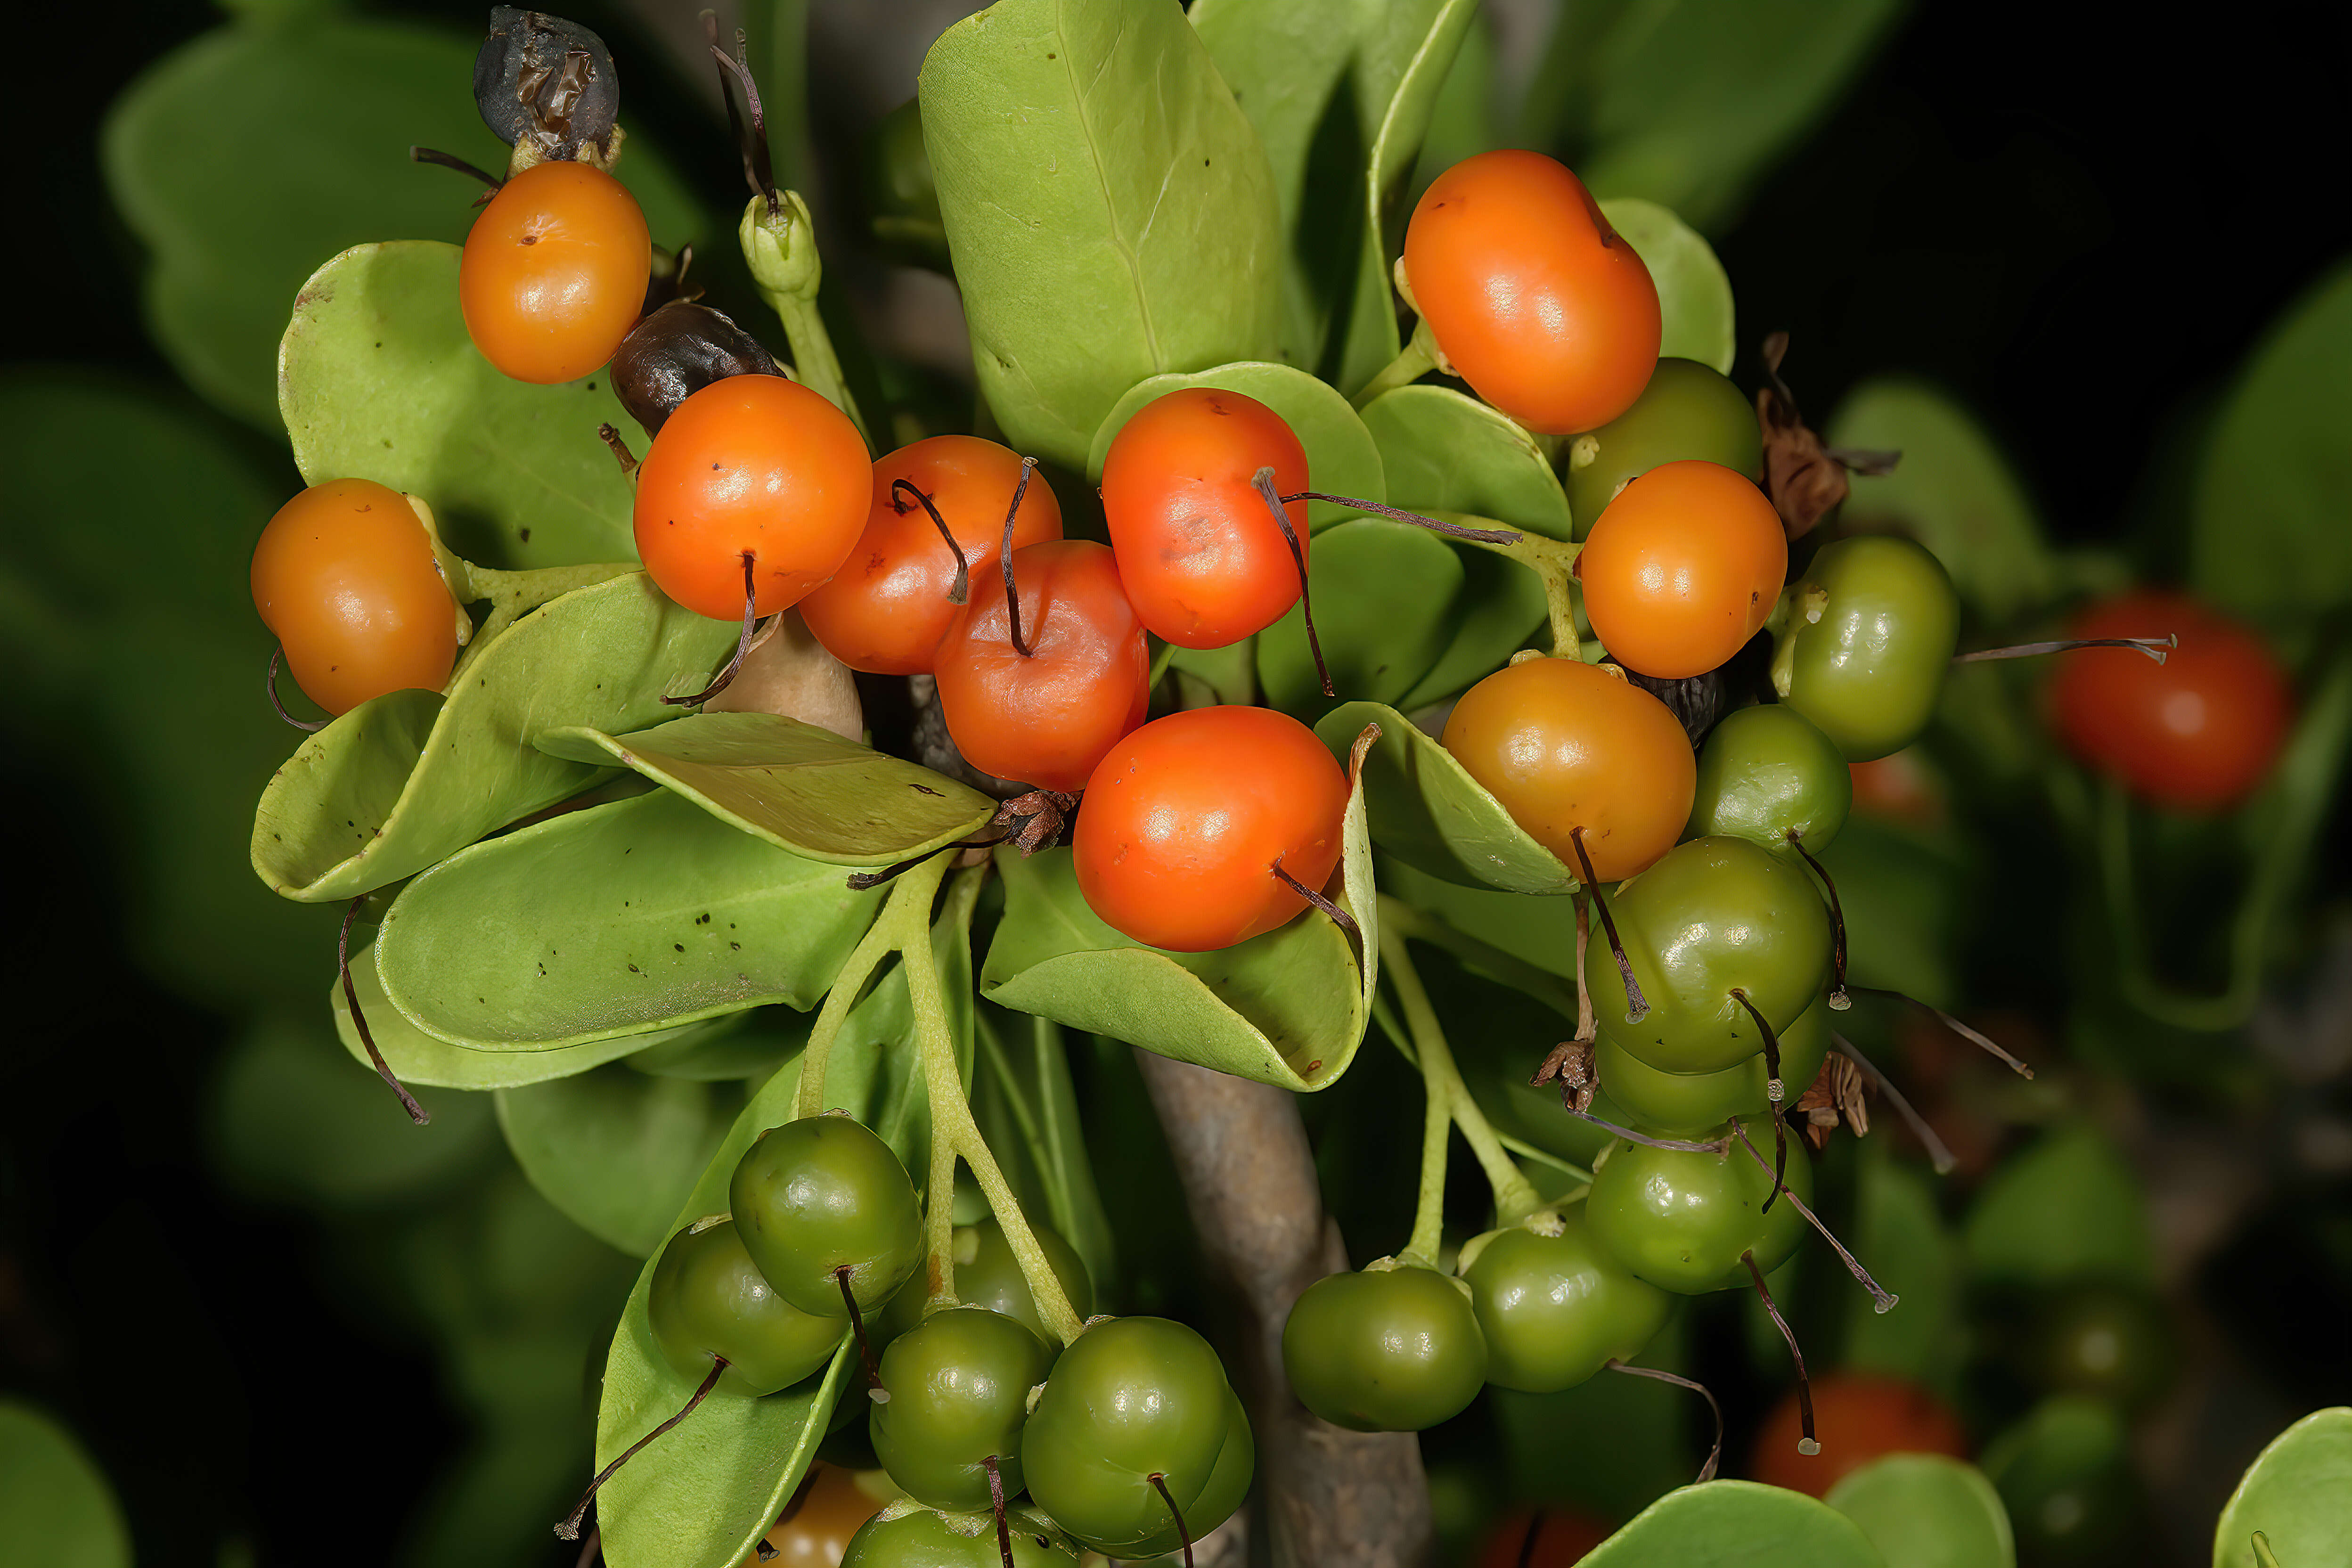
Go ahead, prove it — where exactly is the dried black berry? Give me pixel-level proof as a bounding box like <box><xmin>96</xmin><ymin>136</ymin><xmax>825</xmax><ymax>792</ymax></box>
<box><xmin>474</xmin><ymin>8</ymin><xmax>621</xmax><ymax>164</ymax></box>
<box><xmin>612</xmin><ymin>301</ymin><xmax>783</xmax><ymax>437</ymax></box>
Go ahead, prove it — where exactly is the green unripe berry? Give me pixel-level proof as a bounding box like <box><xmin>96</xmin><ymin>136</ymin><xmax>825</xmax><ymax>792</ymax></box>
<box><xmin>841</xmin><ymin>1502</ymin><xmax>1080</xmax><ymax>1567</ymax></box>
<box><xmin>730</xmin><ymin>1113</ymin><xmax>923</xmax><ymax>1317</ymax></box>
<box><xmin>1021</xmin><ymin>1317</ymin><xmax>1248</xmax><ymax>1558</ymax></box>
<box><xmin>878</xmin><ymin>1219</ymin><xmax>1094</xmax><ymax>1352</ymax></box>
<box><xmin>1459</xmin><ymin>1212</ymin><xmax>1671</xmax><ymax>1393</ymax></box>
<box><xmin>1566</xmin><ymin>359</ymin><xmax>1763</xmax><ymax>539</ymax></box>
<box><xmin>1687</xmin><ymin>703</ymin><xmax>1853</xmax><ymax>856</ymax></box>
<box><xmin>1774</xmin><ymin>534</ymin><xmax>1961</xmax><ymax>761</ymax></box>
<box><xmin>1585</xmin><ymin>836</ymin><xmax>1832</xmax><ymax>1074</ymax></box>
<box><xmin>870</xmin><ymin>1306</ymin><xmax>1054</xmax><ymax>1512</ymax></box>
<box><xmin>1594</xmin><ymin>994</ymin><xmax>1832</xmax><ymax>1135</ymax></box>
<box><xmin>647</xmin><ymin>1217</ymin><xmax>844</xmax><ymax>1396</ymax></box>
<box><xmin>1281</xmin><ymin>1262</ymin><xmax>1487</xmax><ymax>1432</ymax></box>
<box><xmin>1586</xmin><ymin>1128</ymin><xmax>1812</xmax><ymax>1294</ymax></box>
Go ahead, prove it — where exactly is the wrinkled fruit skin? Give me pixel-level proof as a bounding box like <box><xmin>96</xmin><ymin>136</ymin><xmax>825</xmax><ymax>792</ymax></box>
<box><xmin>611</xmin><ymin>300</ymin><xmax>782</xmax><ymax>437</ymax></box>
<box><xmin>1567</xmin><ymin>358</ymin><xmax>1763</xmax><ymax>538</ymax></box>
<box><xmin>1461</xmin><ymin>1215</ymin><xmax>1670</xmax><ymax>1394</ymax></box>
<box><xmin>648</xmin><ymin>1218</ymin><xmax>845</xmax><ymax>1396</ymax></box>
<box><xmin>1585</xmin><ymin>836</ymin><xmax>1831</xmax><ymax>1075</ymax></box>
<box><xmin>871</xmin><ymin>1306</ymin><xmax>1054</xmax><ymax>1511</ymax></box>
<box><xmin>1281</xmin><ymin>1264</ymin><xmax>1488</xmax><ymax>1431</ymax></box>
<box><xmin>1595</xmin><ymin>994</ymin><xmax>1831</xmax><ymax>1135</ymax></box>
<box><xmin>729</xmin><ymin>1114</ymin><xmax>923</xmax><ymax>1317</ymax></box>
<box><xmin>2047</xmin><ymin>588</ymin><xmax>2292</xmax><ymax>811</ymax></box>
<box><xmin>1020</xmin><ymin>1317</ymin><xmax>1249</xmax><ymax>1558</ymax></box>
<box><xmin>841</xmin><ymin>1503</ymin><xmax>1081</xmax><ymax>1567</ymax></box>
<box><xmin>1687</xmin><ymin>703</ymin><xmax>1853</xmax><ymax>857</ymax></box>
<box><xmin>1442</xmin><ymin>656</ymin><xmax>1698</xmax><ymax>883</ymax></box>
<box><xmin>1585</xmin><ymin>1128</ymin><xmax>1813</xmax><ymax>1293</ymax></box>
<box><xmin>1775</xmin><ymin>535</ymin><xmax>1960</xmax><ymax>762</ymax></box>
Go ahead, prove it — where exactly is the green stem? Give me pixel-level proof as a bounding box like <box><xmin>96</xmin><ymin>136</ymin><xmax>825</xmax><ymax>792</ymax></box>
<box><xmin>1455</xmin><ymin>524</ymin><xmax>1589</xmax><ymax>660</ymax></box>
<box><xmin>763</xmin><ymin>286</ymin><xmax>866</xmax><ymax>441</ymax></box>
<box><xmin>739</xmin><ymin>191</ymin><xmax>870</xmax><ymax>443</ymax></box>
<box><xmin>792</xmin><ymin>856</ymin><xmax>947</xmax><ymax>1121</ymax></box>
<box><xmin>903</xmin><ymin>868</ymin><xmax>1086</xmax><ymax>1347</ymax></box>
<box><xmin>1379</xmin><ymin>898</ymin><xmax>1580</xmax><ymax>1025</ymax></box>
<box><xmin>2253</xmin><ymin>1531</ymin><xmax>2281</xmax><ymax>1568</ymax></box>
<box><xmin>1348</xmin><ymin>329</ymin><xmax>1437</xmax><ymax>409</ymax></box>
<box><xmin>1380</xmin><ymin>922</ymin><xmax>1544</xmax><ymax>1233</ymax></box>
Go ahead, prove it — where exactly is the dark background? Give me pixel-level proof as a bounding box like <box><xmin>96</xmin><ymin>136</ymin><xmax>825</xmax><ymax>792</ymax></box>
<box><xmin>6</xmin><ymin>4</ymin><xmax>2348</xmax><ymax>1563</ymax></box>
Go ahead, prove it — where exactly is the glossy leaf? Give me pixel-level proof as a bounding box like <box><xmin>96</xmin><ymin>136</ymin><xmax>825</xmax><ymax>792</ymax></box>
<box><xmin>1829</xmin><ymin>379</ymin><xmax>2057</xmax><ymax>624</ymax></box>
<box><xmin>0</xmin><ymin>1402</ymin><xmax>132</xmax><ymax>1568</ymax></box>
<box><xmin>1192</xmin><ymin>0</ymin><xmax>1477</xmax><ymax>389</ymax></box>
<box><xmin>980</xmin><ymin>823</ymin><xmax>1372</xmax><ymax>1093</ymax></box>
<box><xmin>1358</xmin><ymin>385</ymin><xmax>1575</xmax><ymax>540</ymax></box>
<box><xmin>1572</xmin><ymin>0</ymin><xmax>1909</xmax><ymax>232</ymax></box>
<box><xmin>2213</xmin><ymin>1407</ymin><xmax>2352</xmax><ymax>1568</ymax></box>
<box><xmin>1601</xmin><ymin>198</ymin><xmax>1734</xmax><ymax>374</ymax></box>
<box><xmin>1580</xmin><ymin>1479</ymin><xmax>1884</xmax><ymax>1568</ymax></box>
<box><xmin>279</xmin><ymin>240</ymin><xmax>650</xmax><ymax>568</ymax></box>
<box><xmin>593</xmin><ymin>1060</ymin><xmax>848</xmax><ymax>1568</ymax></box>
<box><xmin>214</xmin><ymin>1011</ymin><xmax>498</xmax><ymax>1206</ymax></box>
<box><xmin>1841</xmin><ymin>1145</ymin><xmax>1964</xmax><ymax>1397</ymax></box>
<box><xmin>103</xmin><ymin>16</ymin><xmax>700</xmax><ymax>433</ymax></box>
<box><xmin>1085</xmin><ymin>360</ymin><xmax>1387</xmax><ymax>531</ymax></box>
<box><xmin>536</xmin><ymin>711</ymin><xmax>996</xmax><ymax>866</ymax></box>
<box><xmin>1963</xmin><ymin>1125</ymin><xmax>2156</xmax><ymax>1289</ymax></box>
<box><xmin>1258</xmin><ymin>519</ymin><xmax>1462</xmax><ymax>717</ymax></box>
<box><xmin>1829</xmin><ymin>1455</ymin><xmax>2015</xmax><ymax>1568</ymax></box>
<box><xmin>1314</xmin><ymin>701</ymin><xmax>1577</xmax><ymax>894</ymax></box>
<box><xmin>335</xmin><ymin>939</ymin><xmax>727</xmax><ymax>1091</ymax></box>
<box><xmin>2190</xmin><ymin>263</ymin><xmax>2352</xmax><ymax>621</ymax></box>
<box><xmin>919</xmin><ymin>0</ymin><xmax>1283</xmax><ymax>470</ymax></box>
<box><xmin>496</xmin><ymin>1068</ymin><xmax>751</xmax><ymax>1256</ymax></box>
<box><xmin>251</xmin><ymin>573</ymin><xmax>739</xmax><ymax>903</ymax></box>
<box><xmin>374</xmin><ymin>788</ymin><xmax>879</xmax><ymax>1050</ymax></box>
<box><xmin>0</xmin><ymin>372</ymin><xmax>321</xmax><ymax>1008</ymax></box>
<box><xmin>1396</xmin><ymin>545</ymin><xmax>1550</xmax><ymax>710</ymax></box>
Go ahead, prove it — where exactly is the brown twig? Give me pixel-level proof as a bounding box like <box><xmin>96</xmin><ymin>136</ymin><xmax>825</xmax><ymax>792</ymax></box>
<box><xmin>339</xmin><ymin>898</ymin><xmax>428</xmax><ymax>1125</ymax></box>
<box><xmin>1252</xmin><ymin>467</ymin><xmax>1331</xmax><ymax>697</ymax></box>
<box><xmin>267</xmin><ymin>646</ymin><xmax>327</xmax><ymax>733</ymax></box>
<box><xmin>555</xmin><ymin>1359</ymin><xmax>726</xmax><ymax>1538</ymax></box>
<box><xmin>664</xmin><ymin>553</ymin><xmax>760</xmax><ymax>707</ymax></box>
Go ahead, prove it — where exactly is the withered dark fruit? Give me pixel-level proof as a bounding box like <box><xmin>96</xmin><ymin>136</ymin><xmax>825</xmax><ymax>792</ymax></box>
<box><xmin>474</xmin><ymin>8</ymin><xmax>621</xmax><ymax>164</ymax></box>
<box><xmin>611</xmin><ymin>301</ymin><xmax>783</xmax><ymax>437</ymax></box>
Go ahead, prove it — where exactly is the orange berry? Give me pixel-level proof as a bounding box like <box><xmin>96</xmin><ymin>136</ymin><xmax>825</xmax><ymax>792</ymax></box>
<box><xmin>250</xmin><ymin>479</ymin><xmax>459</xmax><ymax>717</ymax></box>
<box><xmin>1579</xmin><ymin>460</ymin><xmax>1787</xmax><ymax>678</ymax></box>
<box><xmin>458</xmin><ymin>160</ymin><xmax>651</xmax><ymax>385</ymax></box>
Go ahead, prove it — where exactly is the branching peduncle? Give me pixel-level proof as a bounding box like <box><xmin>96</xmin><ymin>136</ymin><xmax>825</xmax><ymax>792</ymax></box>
<box><xmin>1379</xmin><ymin>920</ymin><xmax>1543</xmax><ymax>1237</ymax></box>
<box><xmin>792</xmin><ymin>854</ymin><xmax>951</xmax><ymax>1121</ymax></box>
<box><xmin>903</xmin><ymin>866</ymin><xmax>1086</xmax><ymax>1346</ymax></box>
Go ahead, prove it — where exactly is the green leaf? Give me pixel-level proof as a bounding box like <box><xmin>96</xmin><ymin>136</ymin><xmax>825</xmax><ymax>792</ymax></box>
<box><xmin>919</xmin><ymin>0</ymin><xmax>1283</xmax><ymax>470</ymax></box>
<box><xmin>1601</xmin><ymin>198</ymin><xmax>1734</xmax><ymax>375</ymax></box>
<box><xmin>1258</xmin><ymin>519</ymin><xmax>1462</xmax><ymax>718</ymax></box>
<box><xmin>496</xmin><ymin>1068</ymin><xmax>751</xmax><ymax>1256</ymax></box>
<box><xmin>0</xmin><ymin>1402</ymin><xmax>132</xmax><ymax>1568</ymax></box>
<box><xmin>1963</xmin><ymin>1125</ymin><xmax>2156</xmax><ymax>1289</ymax></box>
<box><xmin>593</xmin><ymin>1059</ymin><xmax>847</xmax><ymax>1568</ymax></box>
<box><xmin>2190</xmin><ymin>264</ymin><xmax>2352</xmax><ymax>621</ymax></box>
<box><xmin>1573</xmin><ymin>0</ymin><xmax>1909</xmax><ymax>232</ymax></box>
<box><xmin>626</xmin><ymin>1010</ymin><xmax>812</xmax><ymax>1082</ymax></box>
<box><xmin>1085</xmin><ymin>360</ymin><xmax>1387</xmax><ymax>531</ymax></box>
<box><xmin>1191</xmin><ymin>0</ymin><xmax>1477</xmax><ymax>388</ymax></box>
<box><xmin>1357</xmin><ymin>385</ymin><xmax>1575</xmax><ymax>540</ymax></box>
<box><xmin>1313</xmin><ymin>700</ymin><xmax>1576</xmax><ymax>894</ymax></box>
<box><xmin>334</xmin><ymin>939</ymin><xmax>725</xmax><ymax>1091</ymax></box>
<box><xmin>374</xmin><ymin>787</ymin><xmax>880</xmax><ymax>1050</ymax></box>
<box><xmin>251</xmin><ymin>572</ymin><xmax>739</xmax><ymax>903</ymax></box>
<box><xmin>213</xmin><ymin>1011</ymin><xmax>498</xmax><ymax>1206</ymax></box>
<box><xmin>2213</xmin><ymin>1408</ymin><xmax>2352</xmax><ymax>1568</ymax></box>
<box><xmin>1840</xmin><ymin>1145</ymin><xmax>1964</xmax><ymax>1397</ymax></box>
<box><xmin>1828</xmin><ymin>1455</ymin><xmax>2014</xmax><ymax>1568</ymax></box>
<box><xmin>1979</xmin><ymin>1396</ymin><xmax>2136</xmax><ymax>1562</ymax></box>
<box><xmin>1829</xmin><ymin>380</ymin><xmax>2057</xmax><ymax>624</ymax></box>
<box><xmin>980</xmin><ymin>835</ymin><xmax>1371</xmax><ymax>1092</ymax></box>
<box><xmin>1580</xmin><ymin>1479</ymin><xmax>1885</xmax><ymax>1568</ymax></box>
<box><xmin>537</xmin><ymin>711</ymin><xmax>996</xmax><ymax>866</ymax></box>
<box><xmin>278</xmin><ymin>240</ymin><xmax>652</xmax><ymax>569</ymax></box>
<box><xmin>103</xmin><ymin>16</ymin><xmax>702</xmax><ymax>432</ymax></box>
<box><xmin>0</xmin><ymin>372</ymin><xmax>323</xmax><ymax>1009</ymax></box>
<box><xmin>1396</xmin><ymin>546</ymin><xmax>1549</xmax><ymax>710</ymax></box>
